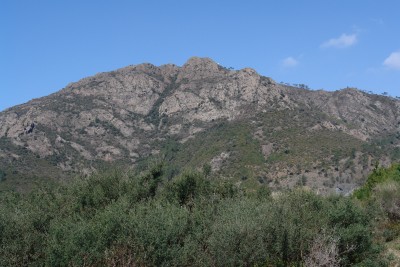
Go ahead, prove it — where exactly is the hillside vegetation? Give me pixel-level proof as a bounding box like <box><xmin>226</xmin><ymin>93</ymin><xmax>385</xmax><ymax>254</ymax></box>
<box><xmin>1</xmin><ymin>162</ymin><xmax>399</xmax><ymax>266</ymax></box>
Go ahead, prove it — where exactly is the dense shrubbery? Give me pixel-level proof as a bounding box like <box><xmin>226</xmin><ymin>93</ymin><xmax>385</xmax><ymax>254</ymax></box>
<box><xmin>0</xmin><ymin>163</ymin><xmax>393</xmax><ymax>266</ymax></box>
<box><xmin>354</xmin><ymin>163</ymin><xmax>400</xmax><ymax>200</ymax></box>
<box><xmin>354</xmin><ymin>163</ymin><xmax>400</xmax><ymax>222</ymax></box>
<box><xmin>354</xmin><ymin>163</ymin><xmax>400</xmax><ymax>255</ymax></box>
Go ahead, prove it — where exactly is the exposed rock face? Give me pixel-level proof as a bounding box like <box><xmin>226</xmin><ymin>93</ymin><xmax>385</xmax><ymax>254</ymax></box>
<box><xmin>0</xmin><ymin>57</ymin><xmax>399</xmax><ymax>192</ymax></box>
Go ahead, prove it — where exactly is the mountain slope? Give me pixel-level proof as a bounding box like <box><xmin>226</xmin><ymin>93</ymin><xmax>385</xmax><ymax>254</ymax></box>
<box><xmin>1</xmin><ymin>57</ymin><xmax>399</xmax><ymax>192</ymax></box>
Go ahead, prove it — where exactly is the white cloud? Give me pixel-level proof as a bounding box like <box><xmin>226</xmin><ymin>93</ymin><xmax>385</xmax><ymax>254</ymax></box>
<box><xmin>282</xmin><ymin>57</ymin><xmax>299</xmax><ymax>68</ymax></box>
<box><xmin>383</xmin><ymin>51</ymin><xmax>400</xmax><ymax>70</ymax></box>
<box><xmin>321</xmin><ymin>33</ymin><xmax>357</xmax><ymax>48</ymax></box>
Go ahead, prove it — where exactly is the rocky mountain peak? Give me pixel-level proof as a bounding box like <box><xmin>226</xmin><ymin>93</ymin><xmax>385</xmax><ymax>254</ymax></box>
<box><xmin>177</xmin><ymin>57</ymin><xmax>223</xmax><ymax>82</ymax></box>
<box><xmin>183</xmin><ymin>56</ymin><xmax>220</xmax><ymax>70</ymax></box>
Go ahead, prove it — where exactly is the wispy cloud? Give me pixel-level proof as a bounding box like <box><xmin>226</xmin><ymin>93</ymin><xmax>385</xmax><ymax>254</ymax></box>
<box><xmin>281</xmin><ymin>57</ymin><xmax>299</xmax><ymax>68</ymax></box>
<box><xmin>321</xmin><ymin>33</ymin><xmax>357</xmax><ymax>48</ymax></box>
<box><xmin>383</xmin><ymin>51</ymin><xmax>400</xmax><ymax>70</ymax></box>
<box><xmin>371</xmin><ymin>18</ymin><xmax>384</xmax><ymax>26</ymax></box>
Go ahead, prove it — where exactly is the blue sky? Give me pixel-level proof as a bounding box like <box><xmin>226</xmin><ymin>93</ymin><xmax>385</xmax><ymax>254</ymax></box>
<box><xmin>1</xmin><ymin>0</ymin><xmax>399</xmax><ymax>111</ymax></box>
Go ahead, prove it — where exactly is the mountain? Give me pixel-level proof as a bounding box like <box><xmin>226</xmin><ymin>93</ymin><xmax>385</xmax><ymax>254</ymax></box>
<box><xmin>1</xmin><ymin>57</ymin><xmax>399</xmax><ymax>193</ymax></box>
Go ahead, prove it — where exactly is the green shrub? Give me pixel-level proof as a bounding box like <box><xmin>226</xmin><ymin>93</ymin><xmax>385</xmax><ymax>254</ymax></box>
<box><xmin>46</xmin><ymin>199</ymin><xmax>129</xmax><ymax>266</ymax></box>
<box><xmin>354</xmin><ymin>163</ymin><xmax>400</xmax><ymax>200</ymax></box>
<box><xmin>165</xmin><ymin>171</ymin><xmax>211</xmax><ymax>206</ymax></box>
<box><xmin>207</xmin><ymin>198</ymin><xmax>271</xmax><ymax>266</ymax></box>
<box><xmin>374</xmin><ymin>181</ymin><xmax>400</xmax><ymax>221</ymax></box>
<box><xmin>0</xmin><ymin>187</ymin><xmax>57</xmax><ymax>266</ymax></box>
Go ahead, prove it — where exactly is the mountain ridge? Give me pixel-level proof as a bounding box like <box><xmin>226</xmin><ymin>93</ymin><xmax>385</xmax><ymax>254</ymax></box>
<box><xmin>1</xmin><ymin>57</ymin><xmax>399</xmax><ymax>192</ymax></box>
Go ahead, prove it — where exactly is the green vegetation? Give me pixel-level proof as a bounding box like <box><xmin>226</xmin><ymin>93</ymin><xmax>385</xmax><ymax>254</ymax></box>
<box><xmin>354</xmin><ymin>163</ymin><xmax>400</xmax><ymax>200</ymax></box>
<box><xmin>182</xmin><ymin>121</ymin><xmax>263</xmax><ymax>166</ymax></box>
<box><xmin>149</xmin><ymin>120</ymin><xmax>265</xmax><ymax>187</ymax></box>
<box><xmin>354</xmin><ymin>163</ymin><xmax>400</xmax><ymax>263</ymax></box>
<box><xmin>0</xmin><ymin>137</ymin><xmax>66</xmax><ymax>192</ymax></box>
<box><xmin>1</xmin><ymin>107</ymin><xmax>398</xmax><ymax>193</ymax></box>
<box><xmin>0</xmin><ymin>162</ymin><xmax>395</xmax><ymax>266</ymax></box>
<box><xmin>258</xmin><ymin>109</ymin><xmax>364</xmax><ymax>169</ymax></box>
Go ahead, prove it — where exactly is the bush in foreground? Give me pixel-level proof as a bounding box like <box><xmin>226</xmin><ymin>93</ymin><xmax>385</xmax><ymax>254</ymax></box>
<box><xmin>0</xmin><ymin>164</ymin><xmax>391</xmax><ymax>266</ymax></box>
